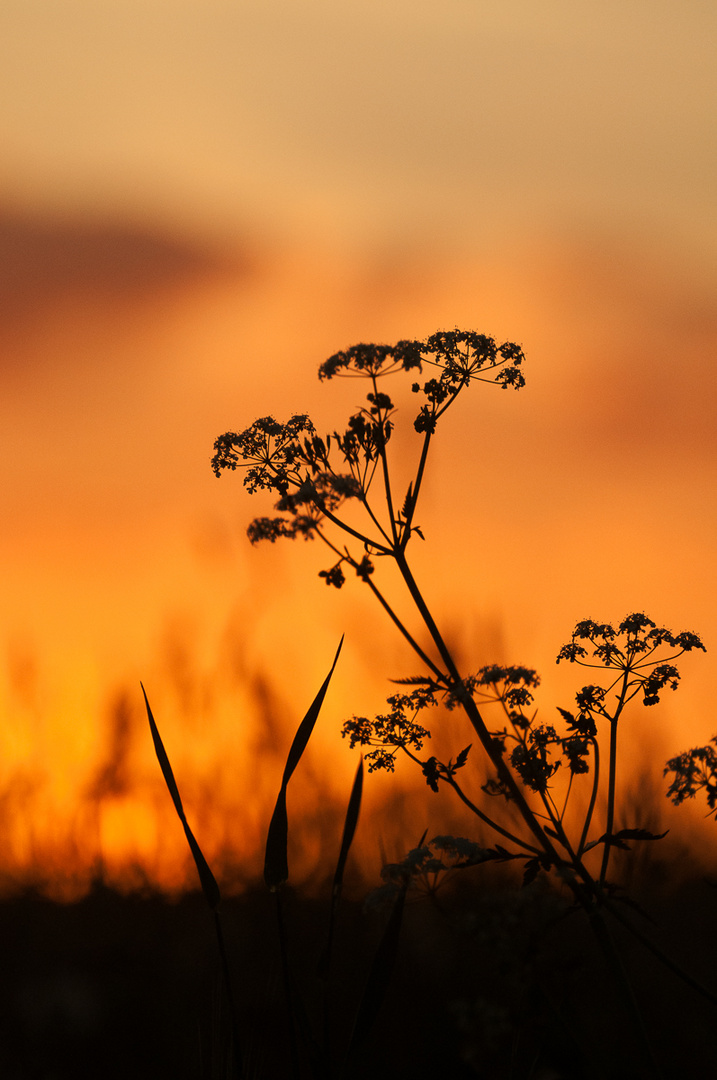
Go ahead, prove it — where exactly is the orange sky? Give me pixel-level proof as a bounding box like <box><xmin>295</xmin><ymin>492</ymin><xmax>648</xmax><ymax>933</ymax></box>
<box><xmin>1</xmin><ymin>2</ymin><xmax>716</xmax><ymax>896</ymax></box>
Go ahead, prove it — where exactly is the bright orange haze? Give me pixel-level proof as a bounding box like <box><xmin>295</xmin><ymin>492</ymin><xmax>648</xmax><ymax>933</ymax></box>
<box><xmin>2</xmin><ymin>214</ymin><xmax>716</xmax><ymax>899</ymax></box>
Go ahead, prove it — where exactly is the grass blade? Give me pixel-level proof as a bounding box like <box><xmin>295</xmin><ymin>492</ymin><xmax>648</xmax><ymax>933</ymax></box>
<box><xmin>142</xmin><ymin>684</ymin><xmax>242</xmax><ymax>1076</ymax></box>
<box><xmin>264</xmin><ymin>636</ymin><xmax>344</xmax><ymax>890</ymax></box>
<box><xmin>142</xmin><ymin>683</ymin><xmax>221</xmax><ymax>910</ymax></box>
<box><xmin>345</xmin><ymin>881</ymin><xmax>407</xmax><ymax>1058</ymax></box>
<box><xmin>333</xmin><ymin>755</ymin><xmax>364</xmax><ymax>895</ymax></box>
<box><xmin>344</xmin><ymin>830</ymin><xmax>427</xmax><ymax>1062</ymax></box>
<box><xmin>318</xmin><ymin>756</ymin><xmax>364</xmax><ymax>980</ymax></box>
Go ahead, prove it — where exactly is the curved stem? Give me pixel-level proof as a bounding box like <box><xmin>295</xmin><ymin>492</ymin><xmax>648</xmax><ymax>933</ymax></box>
<box><xmin>399</xmin><ymin>430</ymin><xmax>432</xmax><ymax>552</ymax></box>
<box><xmin>600</xmin><ymin>691</ymin><xmax>626</xmax><ymax>886</ymax></box>
<box><xmin>577</xmin><ymin>737</ymin><xmax>600</xmax><ymax>859</ymax></box>
<box><xmin>399</xmin><ymin>745</ymin><xmax>537</xmax><ymax>852</ymax></box>
<box><xmin>358</xmin><ymin>492</ymin><xmax>394</xmax><ymax>548</ymax></box>
<box><xmin>442</xmin><ymin>774</ymin><xmax>542</xmax><ymax>854</ymax></box>
<box><xmin>392</xmin><ymin>550</ymin><xmax>563</xmax><ymax>863</ymax></box>
<box><xmin>359</xmin><ymin>573</ymin><xmax>447</xmax><ymax>684</ymax></box>
<box><xmin>316</xmin><ymin>502</ymin><xmax>392</xmax><ymax>556</ymax></box>
<box><xmin>603</xmin><ymin>897</ymin><xmax>717</xmax><ymax>1006</ymax></box>
<box><xmin>559</xmin><ymin>769</ymin><xmax>574</xmax><ymax>823</ymax></box>
<box><xmin>371</xmin><ymin>375</ymin><xmax>399</xmax><ymax>547</ymax></box>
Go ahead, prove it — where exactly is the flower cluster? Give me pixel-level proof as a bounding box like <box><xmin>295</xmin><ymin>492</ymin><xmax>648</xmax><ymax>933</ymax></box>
<box><xmin>450</xmin><ymin>666</ymin><xmax>594</xmax><ymax>796</ymax></box>
<box><xmin>445</xmin><ymin>664</ymin><xmax>541</xmax><ymax>720</ymax></box>
<box><xmin>409</xmin><ymin>332</ymin><xmax>525</xmax><ymax>435</ymax></box>
<box><xmin>212</xmin><ymin>331</ymin><xmax>525</xmax><ymax>572</ymax></box>
<box><xmin>365</xmin><ymin>834</ymin><xmax>533</xmax><ymax>909</ymax></box>
<box><xmin>557</xmin><ymin>613</ymin><xmax>705</xmax><ymax>713</ymax></box>
<box><xmin>341</xmin><ymin>689</ymin><xmax>435</xmax><ymax>773</ymax></box>
<box><xmin>342</xmin><ymin>665</ymin><xmax>596</xmax><ymax>798</ymax></box>
<box><xmin>211</xmin><ymin>414</ymin><xmax>316</xmax><ymax>489</ymax></box>
<box><xmin>664</xmin><ymin>737</ymin><xmax>717</xmax><ymax>817</ymax></box>
<box><xmin>318</xmin><ymin>339</ymin><xmax>424</xmax><ymax>380</ymax></box>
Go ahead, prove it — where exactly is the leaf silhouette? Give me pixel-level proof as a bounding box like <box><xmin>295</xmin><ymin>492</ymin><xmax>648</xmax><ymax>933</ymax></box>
<box><xmin>264</xmin><ymin>636</ymin><xmax>344</xmax><ymax>890</ymax></box>
<box><xmin>142</xmin><ymin>684</ymin><xmax>221</xmax><ymax>910</ymax></box>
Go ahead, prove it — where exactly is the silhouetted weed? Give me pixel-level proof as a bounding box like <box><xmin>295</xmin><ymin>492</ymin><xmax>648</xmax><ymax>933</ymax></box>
<box><xmin>141</xmin><ymin>330</ymin><xmax>716</xmax><ymax>1078</ymax></box>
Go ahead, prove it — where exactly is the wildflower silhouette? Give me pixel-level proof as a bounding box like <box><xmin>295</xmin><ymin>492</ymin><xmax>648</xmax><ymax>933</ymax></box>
<box><xmin>213</xmin><ymin>329</ymin><xmax>715</xmax><ymax>1069</ymax></box>
<box><xmin>665</xmin><ymin>737</ymin><xmax>717</xmax><ymax>818</ymax></box>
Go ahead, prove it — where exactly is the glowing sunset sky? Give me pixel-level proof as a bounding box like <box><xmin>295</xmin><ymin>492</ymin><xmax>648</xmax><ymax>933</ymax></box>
<box><xmin>1</xmin><ymin>1</ymin><xmax>716</xmax><ymax>895</ymax></box>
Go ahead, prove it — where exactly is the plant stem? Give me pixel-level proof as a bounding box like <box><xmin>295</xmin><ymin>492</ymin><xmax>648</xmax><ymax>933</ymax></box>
<box><xmin>213</xmin><ymin>911</ymin><xmax>243</xmax><ymax>1079</ymax></box>
<box><xmin>587</xmin><ymin>904</ymin><xmax>663</xmax><ymax>1078</ymax></box>
<box><xmin>443</xmin><ymin>774</ymin><xmax>542</xmax><ymax>853</ymax></box>
<box><xmin>600</xmin><ymin>676</ymin><xmax>628</xmax><ymax>885</ymax></box>
<box><xmin>359</xmin><ymin>572</ymin><xmax>447</xmax><ymax>683</ymax></box>
<box><xmin>399</xmin><ymin>429</ymin><xmax>432</xmax><ymax>552</ymax></box>
<box><xmin>577</xmin><ymin>737</ymin><xmax>600</xmax><ymax>858</ymax></box>
<box><xmin>603</xmin><ymin>897</ymin><xmax>717</xmax><ymax>1006</ymax></box>
<box><xmin>275</xmin><ymin>891</ymin><xmax>301</xmax><ymax>1080</ymax></box>
<box><xmin>392</xmin><ymin>549</ymin><xmax>564</xmax><ymax>860</ymax></box>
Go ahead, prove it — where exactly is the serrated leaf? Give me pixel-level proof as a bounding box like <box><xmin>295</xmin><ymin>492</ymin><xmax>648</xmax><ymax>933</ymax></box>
<box><xmin>400</xmin><ymin>482</ymin><xmax>413</xmax><ymax>520</ymax></box>
<box><xmin>389</xmin><ymin>675</ymin><xmax>439</xmax><ymax>686</ymax></box>
<box><xmin>598</xmin><ymin>828</ymin><xmax>669</xmax><ymax>849</ymax></box>
<box><xmin>556</xmin><ymin>706</ymin><xmax>576</xmax><ymax>724</ymax></box>
<box><xmin>522</xmin><ymin>858</ymin><xmax>542</xmax><ymax>888</ymax></box>
<box><xmin>455</xmin><ymin>744</ymin><xmax>472</xmax><ymax>769</ymax></box>
<box><xmin>611</xmin><ymin>828</ymin><xmax>669</xmax><ymax>842</ymax></box>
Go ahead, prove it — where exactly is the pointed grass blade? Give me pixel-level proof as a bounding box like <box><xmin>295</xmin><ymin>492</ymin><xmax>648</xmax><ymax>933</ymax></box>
<box><xmin>142</xmin><ymin>683</ymin><xmax>221</xmax><ymax>910</ymax></box>
<box><xmin>345</xmin><ymin>829</ymin><xmax>426</xmax><ymax>1055</ymax></box>
<box><xmin>333</xmin><ymin>755</ymin><xmax>363</xmax><ymax>895</ymax></box>
<box><xmin>346</xmin><ymin>882</ymin><xmax>407</xmax><ymax>1055</ymax></box>
<box><xmin>264</xmin><ymin>637</ymin><xmax>344</xmax><ymax>891</ymax></box>
<box><xmin>317</xmin><ymin>756</ymin><xmax>364</xmax><ymax>979</ymax></box>
<box><xmin>281</xmin><ymin>635</ymin><xmax>345</xmax><ymax>788</ymax></box>
<box><xmin>264</xmin><ymin>788</ymin><xmax>289</xmax><ymax>892</ymax></box>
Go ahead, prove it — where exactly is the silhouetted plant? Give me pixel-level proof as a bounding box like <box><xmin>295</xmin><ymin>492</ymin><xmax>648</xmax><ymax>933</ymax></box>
<box><xmin>665</xmin><ymin>736</ymin><xmax>717</xmax><ymax>817</ymax></box>
<box><xmin>144</xmin><ymin>642</ymin><xmax>410</xmax><ymax>1080</ymax></box>
<box><xmin>213</xmin><ymin>330</ymin><xmax>715</xmax><ymax>1076</ymax></box>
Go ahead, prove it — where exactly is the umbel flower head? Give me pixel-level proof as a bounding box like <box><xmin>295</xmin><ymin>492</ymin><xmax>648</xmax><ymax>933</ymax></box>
<box><xmin>557</xmin><ymin>613</ymin><xmax>705</xmax><ymax>715</ymax></box>
<box><xmin>211</xmin><ymin>329</ymin><xmax>525</xmax><ymax>559</ymax></box>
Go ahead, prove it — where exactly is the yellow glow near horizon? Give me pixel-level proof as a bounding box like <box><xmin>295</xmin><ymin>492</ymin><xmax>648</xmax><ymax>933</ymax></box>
<box><xmin>1</xmin><ymin>4</ymin><xmax>716</xmax><ymax>894</ymax></box>
<box><xmin>2</xmin><ymin>233</ymin><xmax>716</xmax><ymax>895</ymax></box>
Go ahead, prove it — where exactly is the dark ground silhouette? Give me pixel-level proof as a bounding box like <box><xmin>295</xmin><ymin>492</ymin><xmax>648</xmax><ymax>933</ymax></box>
<box><xmin>2</xmin><ymin>856</ymin><xmax>716</xmax><ymax>1079</ymax></box>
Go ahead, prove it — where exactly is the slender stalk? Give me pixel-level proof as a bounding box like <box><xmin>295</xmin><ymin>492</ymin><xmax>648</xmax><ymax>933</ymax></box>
<box><xmin>604</xmin><ymin>898</ymin><xmax>717</xmax><ymax>1006</ymax></box>
<box><xmin>587</xmin><ymin>904</ymin><xmax>664</xmax><ymax>1078</ymax></box>
<box><xmin>393</xmin><ymin>549</ymin><xmax>563</xmax><ymax>862</ymax></box>
<box><xmin>398</xmin><ymin>744</ymin><xmax>540</xmax><ymax>852</ymax></box>
<box><xmin>315</xmin><ymin>500</ymin><xmax>392</xmax><ymax>555</ymax></box>
<box><xmin>371</xmin><ymin>375</ymin><xmax>399</xmax><ymax>547</ymax></box>
<box><xmin>442</xmin><ymin>774</ymin><xmax>542</xmax><ymax>854</ymax></box>
<box><xmin>358</xmin><ymin>572</ymin><xmax>447</xmax><ymax>683</ymax></box>
<box><xmin>577</xmin><ymin>737</ymin><xmax>600</xmax><ymax>859</ymax></box>
<box><xmin>275</xmin><ymin>891</ymin><xmax>301</xmax><ymax>1080</ymax></box>
<box><xmin>600</xmin><ymin>678</ymin><xmax>628</xmax><ymax>885</ymax></box>
<box><xmin>357</xmin><ymin>491</ymin><xmax>395</xmax><ymax>548</ymax></box>
<box><xmin>213</xmin><ymin>911</ymin><xmax>243</xmax><ymax>1080</ymax></box>
<box><xmin>399</xmin><ymin>429</ymin><xmax>432</xmax><ymax>552</ymax></box>
<box><xmin>559</xmin><ymin>769</ymin><xmax>574</xmax><ymax>823</ymax></box>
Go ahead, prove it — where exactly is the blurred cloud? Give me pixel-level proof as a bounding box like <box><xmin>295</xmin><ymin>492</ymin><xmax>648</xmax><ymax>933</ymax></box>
<box><xmin>0</xmin><ymin>207</ymin><xmax>244</xmax><ymax>348</ymax></box>
<box><xmin>1</xmin><ymin>1</ymin><xmax>715</xmax><ymax>258</ymax></box>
